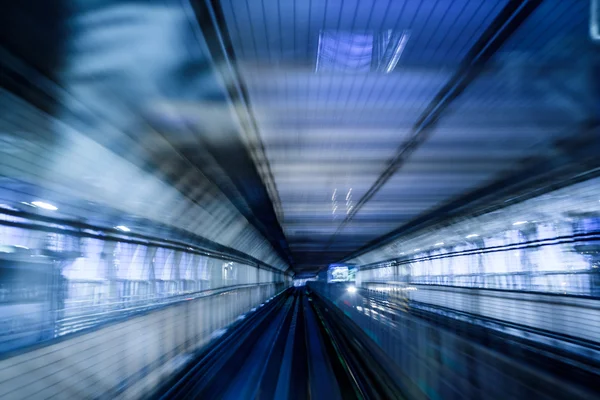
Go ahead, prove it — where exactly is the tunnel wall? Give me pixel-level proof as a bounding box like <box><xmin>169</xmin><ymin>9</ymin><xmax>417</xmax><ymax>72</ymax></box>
<box><xmin>0</xmin><ymin>282</ymin><xmax>286</xmax><ymax>400</ymax></box>
<box><xmin>350</xmin><ymin>176</ymin><xmax>600</xmax><ymax>293</ymax></box>
<box><xmin>334</xmin><ymin>177</ymin><xmax>600</xmax><ymax>398</ymax></box>
<box><xmin>0</xmin><ymin>212</ymin><xmax>292</xmax><ymax>355</ymax></box>
<box><xmin>348</xmin><ymin>177</ymin><xmax>600</xmax><ymax>348</ymax></box>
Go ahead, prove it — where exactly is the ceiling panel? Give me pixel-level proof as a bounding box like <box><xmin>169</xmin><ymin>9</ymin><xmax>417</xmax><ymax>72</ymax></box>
<box><xmin>218</xmin><ymin>0</ymin><xmax>593</xmax><ymax>271</ymax></box>
<box><xmin>331</xmin><ymin>0</ymin><xmax>595</xmax><ymax>264</ymax></box>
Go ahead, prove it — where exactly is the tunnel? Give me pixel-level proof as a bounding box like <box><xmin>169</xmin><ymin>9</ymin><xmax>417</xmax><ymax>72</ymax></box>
<box><xmin>0</xmin><ymin>0</ymin><xmax>599</xmax><ymax>399</ymax></box>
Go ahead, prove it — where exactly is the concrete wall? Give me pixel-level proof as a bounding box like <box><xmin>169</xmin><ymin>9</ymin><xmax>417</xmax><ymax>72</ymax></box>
<box><xmin>0</xmin><ymin>283</ymin><xmax>285</xmax><ymax>399</ymax></box>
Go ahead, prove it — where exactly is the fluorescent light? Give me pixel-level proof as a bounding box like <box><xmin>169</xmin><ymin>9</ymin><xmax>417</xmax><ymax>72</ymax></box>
<box><xmin>592</xmin><ymin>0</ymin><xmax>600</xmax><ymax>40</ymax></box>
<box><xmin>512</xmin><ymin>221</ymin><xmax>528</xmax><ymax>226</ymax></box>
<box><xmin>435</xmin><ymin>242</ymin><xmax>444</xmax><ymax>246</ymax></box>
<box><xmin>31</xmin><ymin>201</ymin><xmax>58</xmax><ymax>211</ymax></box>
<box><xmin>316</xmin><ymin>31</ymin><xmax>374</xmax><ymax>73</ymax></box>
<box><xmin>466</xmin><ymin>234</ymin><xmax>479</xmax><ymax>238</ymax></box>
<box><xmin>347</xmin><ymin>286</ymin><xmax>357</xmax><ymax>294</ymax></box>
<box><xmin>385</xmin><ymin>31</ymin><xmax>411</xmax><ymax>73</ymax></box>
<box><xmin>414</xmin><ymin>248</ymin><xmax>420</xmax><ymax>252</ymax></box>
<box><xmin>115</xmin><ymin>225</ymin><xmax>131</xmax><ymax>232</ymax></box>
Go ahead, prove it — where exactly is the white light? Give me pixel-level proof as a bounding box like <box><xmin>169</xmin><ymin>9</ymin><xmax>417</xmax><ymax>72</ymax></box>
<box><xmin>414</xmin><ymin>248</ymin><xmax>420</xmax><ymax>252</ymax></box>
<box><xmin>385</xmin><ymin>31</ymin><xmax>411</xmax><ymax>73</ymax></box>
<box><xmin>512</xmin><ymin>221</ymin><xmax>528</xmax><ymax>226</ymax></box>
<box><xmin>31</xmin><ymin>201</ymin><xmax>58</xmax><ymax>211</ymax></box>
<box><xmin>332</xmin><ymin>189</ymin><xmax>337</xmax><ymax>201</ymax></box>
<box><xmin>592</xmin><ymin>0</ymin><xmax>600</xmax><ymax>40</ymax></box>
<box><xmin>435</xmin><ymin>242</ymin><xmax>444</xmax><ymax>246</ymax></box>
<box><xmin>466</xmin><ymin>234</ymin><xmax>479</xmax><ymax>238</ymax></box>
<box><xmin>347</xmin><ymin>286</ymin><xmax>357</xmax><ymax>294</ymax></box>
<box><xmin>346</xmin><ymin>188</ymin><xmax>352</xmax><ymax>201</ymax></box>
<box><xmin>115</xmin><ymin>225</ymin><xmax>131</xmax><ymax>232</ymax></box>
<box><xmin>0</xmin><ymin>245</ymin><xmax>14</xmax><ymax>253</ymax></box>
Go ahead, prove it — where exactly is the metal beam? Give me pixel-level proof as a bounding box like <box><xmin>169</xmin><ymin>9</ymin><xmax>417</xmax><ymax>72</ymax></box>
<box><xmin>187</xmin><ymin>0</ymin><xmax>294</xmax><ymax>267</ymax></box>
<box><xmin>340</xmin><ymin>122</ymin><xmax>600</xmax><ymax>263</ymax></box>
<box><xmin>0</xmin><ymin>207</ymin><xmax>285</xmax><ymax>273</ymax></box>
<box><xmin>324</xmin><ymin>0</ymin><xmax>543</xmax><ymax>251</ymax></box>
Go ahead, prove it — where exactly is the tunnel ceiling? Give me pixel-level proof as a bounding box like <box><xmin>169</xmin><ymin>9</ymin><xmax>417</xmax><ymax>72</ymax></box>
<box><xmin>1</xmin><ymin>1</ymin><xmax>595</xmax><ymax>276</ymax></box>
<box><xmin>196</xmin><ymin>0</ymin><xmax>596</xmax><ymax>273</ymax></box>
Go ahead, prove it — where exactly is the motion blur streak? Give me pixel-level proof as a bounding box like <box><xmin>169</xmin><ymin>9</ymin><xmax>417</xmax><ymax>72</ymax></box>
<box><xmin>0</xmin><ymin>0</ymin><xmax>599</xmax><ymax>399</ymax></box>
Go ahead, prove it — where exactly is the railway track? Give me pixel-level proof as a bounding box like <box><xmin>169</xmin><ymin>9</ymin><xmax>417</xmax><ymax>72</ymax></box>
<box><xmin>151</xmin><ymin>288</ymin><xmax>402</xmax><ymax>400</ymax></box>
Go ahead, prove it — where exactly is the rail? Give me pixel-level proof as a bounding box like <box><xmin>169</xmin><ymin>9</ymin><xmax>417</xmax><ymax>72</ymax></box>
<box><xmin>309</xmin><ymin>281</ymin><xmax>595</xmax><ymax>399</ymax></box>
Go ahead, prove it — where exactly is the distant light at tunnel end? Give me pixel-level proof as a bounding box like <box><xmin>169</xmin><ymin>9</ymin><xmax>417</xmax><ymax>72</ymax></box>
<box><xmin>347</xmin><ymin>286</ymin><xmax>357</xmax><ymax>294</ymax></box>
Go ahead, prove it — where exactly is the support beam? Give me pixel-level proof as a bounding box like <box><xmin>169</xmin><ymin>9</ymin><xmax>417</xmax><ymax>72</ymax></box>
<box><xmin>183</xmin><ymin>0</ymin><xmax>294</xmax><ymax>267</ymax></box>
<box><xmin>325</xmin><ymin>0</ymin><xmax>543</xmax><ymax>251</ymax></box>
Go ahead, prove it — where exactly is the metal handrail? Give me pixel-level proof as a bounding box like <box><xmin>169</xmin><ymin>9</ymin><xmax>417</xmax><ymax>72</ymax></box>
<box><xmin>0</xmin><ymin>283</ymin><xmax>282</xmax><ymax>353</ymax></box>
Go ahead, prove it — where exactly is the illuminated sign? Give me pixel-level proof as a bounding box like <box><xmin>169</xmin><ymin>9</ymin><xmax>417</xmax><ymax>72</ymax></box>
<box><xmin>328</xmin><ymin>265</ymin><xmax>349</xmax><ymax>282</ymax></box>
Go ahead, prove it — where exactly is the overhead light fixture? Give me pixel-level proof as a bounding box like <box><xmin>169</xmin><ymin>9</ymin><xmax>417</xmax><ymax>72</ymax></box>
<box><xmin>512</xmin><ymin>221</ymin><xmax>528</xmax><ymax>226</ymax></box>
<box><xmin>316</xmin><ymin>31</ymin><xmax>374</xmax><ymax>72</ymax></box>
<box><xmin>384</xmin><ymin>31</ymin><xmax>411</xmax><ymax>73</ymax></box>
<box><xmin>592</xmin><ymin>0</ymin><xmax>600</xmax><ymax>40</ymax></box>
<box><xmin>115</xmin><ymin>225</ymin><xmax>131</xmax><ymax>232</ymax></box>
<box><xmin>31</xmin><ymin>201</ymin><xmax>58</xmax><ymax>211</ymax></box>
<box><xmin>414</xmin><ymin>248</ymin><xmax>420</xmax><ymax>252</ymax></box>
<box><xmin>466</xmin><ymin>234</ymin><xmax>479</xmax><ymax>238</ymax></box>
<box><xmin>316</xmin><ymin>30</ymin><xmax>410</xmax><ymax>73</ymax></box>
<box><xmin>434</xmin><ymin>242</ymin><xmax>444</xmax><ymax>246</ymax></box>
<box><xmin>0</xmin><ymin>245</ymin><xmax>14</xmax><ymax>253</ymax></box>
